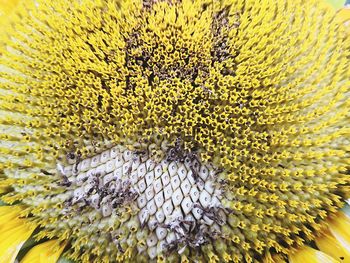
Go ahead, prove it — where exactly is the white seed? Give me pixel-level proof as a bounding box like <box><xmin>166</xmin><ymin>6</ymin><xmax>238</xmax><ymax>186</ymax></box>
<box><xmin>176</xmin><ymin>164</ymin><xmax>187</xmax><ymax>181</ymax></box>
<box><xmin>146</xmin><ymin>199</ymin><xmax>157</xmax><ymax>215</ymax></box>
<box><xmin>91</xmin><ymin>155</ymin><xmax>100</xmax><ymax>168</ymax></box>
<box><xmin>146</xmin><ymin>233</ymin><xmax>158</xmax><ymax>247</ymax></box>
<box><xmin>156</xmin><ymin>226</ymin><xmax>167</xmax><ymax>240</ymax></box>
<box><xmin>105</xmin><ymin>160</ymin><xmax>115</xmax><ymax>174</ymax></box>
<box><xmin>154</xmin><ymin>192</ymin><xmax>164</xmax><ymax>208</ymax></box>
<box><xmin>146</xmin><ymin>159</ymin><xmax>155</xmax><ymax>172</ymax></box>
<box><xmin>199</xmin><ymin>165</ymin><xmax>209</xmax><ymax>181</ymax></box>
<box><xmin>145</xmin><ymin>171</ymin><xmax>155</xmax><ymax>186</ymax></box>
<box><xmin>154</xmin><ymin>164</ymin><xmax>163</xmax><ymax>178</ymax></box>
<box><xmin>102</xmin><ymin>203</ymin><xmax>112</xmax><ymax>217</ymax></box>
<box><xmin>110</xmin><ymin>146</ymin><xmax>119</xmax><ymax>159</ymax></box>
<box><xmin>123</xmin><ymin>150</ymin><xmax>132</xmax><ymax>162</ymax></box>
<box><xmin>130</xmin><ymin>170</ymin><xmax>138</xmax><ymax>184</ymax></box>
<box><xmin>155</xmin><ymin>209</ymin><xmax>165</xmax><ymax>223</ymax></box>
<box><xmin>181</xmin><ymin>196</ymin><xmax>193</xmax><ymax>215</ymax></box>
<box><xmin>161</xmin><ymin>172</ymin><xmax>170</xmax><ymax>186</ymax></box>
<box><xmin>163</xmin><ymin>199</ymin><xmax>174</xmax><ymax>217</ymax></box>
<box><xmin>170</xmin><ymin>175</ymin><xmax>180</xmax><ymax>190</ymax></box>
<box><xmin>168</xmin><ymin>161</ymin><xmax>178</xmax><ymax>177</ymax></box>
<box><xmin>199</xmin><ymin>190</ymin><xmax>211</xmax><ymax>208</ymax></box>
<box><xmin>153</xmin><ymin>178</ymin><xmax>162</xmax><ymax>194</ymax></box>
<box><xmin>131</xmin><ymin>156</ymin><xmax>141</xmax><ymax>171</ymax></box>
<box><xmin>100</xmin><ymin>150</ymin><xmax>110</xmax><ymax>163</ymax></box>
<box><xmin>189</xmin><ymin>187</ymin><xmax>200</xmax><ymax>202</ymax></box>
<box><xmin>115</xmin><ymin>156</ymin><xmax>123</xmax><ymax>168</ymax></box>
<box><xmin>113</xmin><ymin>167</ymin><xmax>122</xmax><ymax>180</ymax></box>
<box><xmin>145</xmin><ymin>186</ymin><xmax>155</xmax><ymax>201</ymax></box>
<box><xmin>137</xmin><ymin>178</ymin><xmax>147</xmax><ymax>193</ymax></box>
<box><xmin>137</xmin><ymin>194</ymin><xmax>147</xmax><ymax>209</ymax></box>
<box><xmin>172</xmin><ymin>188</ymin><xmax>183</xmax><ymax>207</ymax></box>
<box><xmin>148</xmin><ymin>216</ymin><xmax>158</xmax><ymax>231</ymax></box>
<box><xmin>90</xmin><ymin>193</ymin><xmax>100</xmax><ymax>208</ymax></box>
<box><xmin>137</xmin><ymin>163</ymin><xmax>147</xmax><ymax>178</ymax></box>
<box><xmin>122</xmin><ymin>161</ymin><xmax>131</xmax><ymax>174</ymax></box>
<box><xmin>80</xmin><ymin>158</ymin><xmax>91</xmax><ymax>172</ymax></box>
<box><xmin>180</xmin><ymin>178</ymin><xmax>191</xmax><ymax>196</ymax></box>
<box><xmin>139</xmin><ymin>207</ymin><xmax>149</xmax><ymax>226</ymax></box>
<box><xmin>163</xmin><ymin>184</ymin><xmax>173</xmax><ymax>200</ymax></box>
<box><xmin>192</xmin><ymin>206</ymin><xmax>202</xmax><ymax>220</ymax></box>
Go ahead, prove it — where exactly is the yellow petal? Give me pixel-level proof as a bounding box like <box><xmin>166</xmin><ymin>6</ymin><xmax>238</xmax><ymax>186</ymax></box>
<box><xmin>321</xmin><ymin>211</ymin><xmax>350</xmax><ymax>261</ymax></box>
<box><xmin>0</xmin><ymin>0</ymin><xmax>20</xmax><ymax>16</ymax></box>
<box><xmin>0</xmin><ymin>219</ymin><xmax>35</xmax><ymax>263</ymax></box>
<box><xmin>0</xmin><ymin>0</ymin><xmax>20</xmax><ymax>33</ymax></box>
<box><xmin>21</xmin><ymin>239</ymin><xmax>66</xmax><ymax>263</ymax></box>
<box><xmin>336</xmin><ymin>7</ymin><xmax>350</xmax><ymax>27</ymax></box>
<box><xmin>0</xmin><ymin>185</ymin><xmax>10</xmax><ymax>194</ymax></box>
<box><xmin>0</xmin><ymin>205</ymin><xmax>24</xmax><ymax>223</ymax></box>
<box><xmin>289</xmin><ymin>246</ymin><xmax>340</xmax><ymax>263</ymax></box>
<box><xmin>316</xmin><ymin>227</ymin><xmax>350</xmax><ymax>262</ymax></box>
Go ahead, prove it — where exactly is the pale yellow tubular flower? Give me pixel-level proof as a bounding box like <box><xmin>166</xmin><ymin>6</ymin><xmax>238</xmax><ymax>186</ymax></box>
<box><xmin>289</xmin><ymin>246</ymin><xmax>340</xmax><ymax>263</ymax></box>
<box><xmin>0</xmin><ymin>206</ymin><xmax>35</xmax><ymax>263</ymax></box>
<box><xmin>21</xmin><ymin>239</ymin><xmax>66</xmax><ymax>263</ymax></box>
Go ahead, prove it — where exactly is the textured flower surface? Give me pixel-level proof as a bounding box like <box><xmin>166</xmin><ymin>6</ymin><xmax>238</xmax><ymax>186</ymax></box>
<box><xmin>0</xmin><ymin>0</ymin><xmax>350</xmax><ymax>262</ymax></box>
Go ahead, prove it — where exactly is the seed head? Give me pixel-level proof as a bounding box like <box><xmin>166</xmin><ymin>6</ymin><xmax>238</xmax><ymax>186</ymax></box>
<box><xmin>0</xmin><ymin>0</ymin><xmax>350</xmax><ymax>262</ymax></box>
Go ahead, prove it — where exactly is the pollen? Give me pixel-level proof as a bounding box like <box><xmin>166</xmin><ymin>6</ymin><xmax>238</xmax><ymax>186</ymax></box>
<box><xmin>0</xmin><ymin>0</ymin><xmax>350</xmax><ymax>262</ymax></box>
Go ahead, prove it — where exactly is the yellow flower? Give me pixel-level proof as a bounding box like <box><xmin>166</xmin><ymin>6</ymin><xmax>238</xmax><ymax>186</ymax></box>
<box><xmin>0</xmin><ymin>0</ymin><xmax>350</xmax><ymax>262</ymax></box>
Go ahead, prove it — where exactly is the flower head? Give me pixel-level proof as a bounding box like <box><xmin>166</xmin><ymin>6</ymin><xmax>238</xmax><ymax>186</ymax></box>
<box><xmin>0</xmin><ymin>0</ymin><xmax>350</xmax><ymax>262</ymax></box>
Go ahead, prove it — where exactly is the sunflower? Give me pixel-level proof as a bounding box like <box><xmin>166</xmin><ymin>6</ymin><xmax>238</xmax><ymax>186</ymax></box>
<box><xmin>0</xmin><ymin>0</ymin><xmax>350</xmax><ymax>262</ymax></box>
